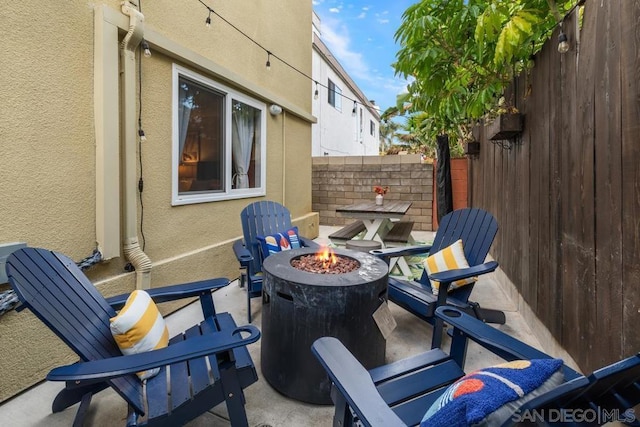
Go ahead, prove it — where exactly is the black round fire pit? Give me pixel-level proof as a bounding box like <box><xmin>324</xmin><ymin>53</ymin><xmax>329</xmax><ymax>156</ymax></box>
<box><xmin>261</xmin><ymin>247</ymin><xmax>388</xmax><ymax>405</ymax></box>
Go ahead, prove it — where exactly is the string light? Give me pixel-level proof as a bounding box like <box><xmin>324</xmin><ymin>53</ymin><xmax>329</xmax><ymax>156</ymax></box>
<box><xmin>194</xmin><ymin>0</ymin><xmax>362</xmax><ymax>110</ymax></box>
<box><xmin>557</xmin><ymin>29</ymin><xmax>569</xmax><ymax>53</ymax></box>
<box><xmin>141</xmin><ymin>39</ymin><xmax>151</xmax><ymax>58</ymax></box>
<box><xmin>205</xmin><ymin>9</ymin><xmax>212</xmax><ymax>28</ymax></box>
<box><xmin>352</xmin><ymin>101</ymin><xmax>357</xmax><ymax>116</ymax></box>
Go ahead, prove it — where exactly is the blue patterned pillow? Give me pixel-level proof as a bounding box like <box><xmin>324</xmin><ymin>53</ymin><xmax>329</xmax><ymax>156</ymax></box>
<box><xmin>285</xmin><ymin>227</ymin><xmax>301</xmax><ymax>249</ymax></box>
<box><xmin>257</xmin><ymin>227</ymin><xmax>300</xmax><ymax>259</ymax></box>
<box><xmin>421</xmin><ymin>359</ymin><xmax>564</xmax><ymax>427</ymax></box>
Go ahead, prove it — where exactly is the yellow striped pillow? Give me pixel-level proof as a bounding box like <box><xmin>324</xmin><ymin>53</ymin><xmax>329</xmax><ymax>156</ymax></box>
<box><xmin>110</xmin><ymin>290</ymin><xmax>169</xmax><ymax>380</ymax></box>
<box><xmin>424</xmin><ymin>239</ymin><xmax>477</xmax><ymax>295</ymax></box>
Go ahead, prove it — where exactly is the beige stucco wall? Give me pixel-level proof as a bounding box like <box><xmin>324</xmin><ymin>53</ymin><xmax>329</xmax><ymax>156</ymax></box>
<box><xmin>0</xmin><ymin>1</ymin><xmax>318</xmax><ymax>402</ymax></box>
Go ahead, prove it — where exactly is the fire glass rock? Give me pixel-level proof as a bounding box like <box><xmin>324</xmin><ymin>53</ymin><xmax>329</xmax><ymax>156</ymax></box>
<box><xmin>291</xmin><ymin>253</ymin><xmax>359</xmax><ymax>274</ymax></box>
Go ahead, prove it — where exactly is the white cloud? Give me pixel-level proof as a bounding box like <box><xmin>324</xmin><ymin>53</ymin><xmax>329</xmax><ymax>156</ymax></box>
<box><xmin>314</xmin><ymin>7</ymin><xmax>412</xmax><ymax>111</ymax></box>
<box><xmin>313</xmin><ymin>1</ymin><xmax>321</xmax><ymax>5</ymax></box>
<box><xmin>329</xmin><ymin>7</ymin><xmax>340</xmax><ymax>13</ymax></box>
<box><xmin>320</xmin><ymin>18</ymin><xmax>373</xmax><ymax>84</ymax></box>
<box><xmin>373</xmin><ymin>11</ymin><xmax>390</xmax><ymax>24</ymax></box>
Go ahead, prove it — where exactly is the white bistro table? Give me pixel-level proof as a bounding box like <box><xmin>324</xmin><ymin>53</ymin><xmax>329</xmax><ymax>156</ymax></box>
<box><xmin>336</xmin><ymin>201</ymin><xmax>414</xmax><ymax>277</ymax></box>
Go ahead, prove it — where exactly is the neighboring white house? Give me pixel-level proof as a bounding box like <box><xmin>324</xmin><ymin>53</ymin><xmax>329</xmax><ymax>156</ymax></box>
<box><xmin>312</xmin><ymin>12</ymin><xmax>381</xmax><ymax>157</ymax></box>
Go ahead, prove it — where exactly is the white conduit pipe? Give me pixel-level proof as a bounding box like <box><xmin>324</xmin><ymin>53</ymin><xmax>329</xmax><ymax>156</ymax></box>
<box><xmin>282</xmin><ymin>110</ymin><xmax>286</xmax><ymax>206</ymax></box>
<box><xmin>121</xmin><ymin>1</ymin><xmax>152</xmax><ymax>289</ymax></box>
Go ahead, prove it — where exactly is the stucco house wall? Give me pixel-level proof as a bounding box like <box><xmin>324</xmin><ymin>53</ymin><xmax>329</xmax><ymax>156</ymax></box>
<box><xmin>0</xmin><ymin>0</ymin><xmax>318</xmax><ymax>401</ymax></box>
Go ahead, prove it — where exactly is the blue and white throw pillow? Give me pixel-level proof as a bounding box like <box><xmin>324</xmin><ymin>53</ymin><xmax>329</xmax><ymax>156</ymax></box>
<box><xmin>421</xmin><ymin>359</ymin><xmax>564</xmax><ymax>427</ymax></box>
<box><xmin>257</xmin><ymin>227</ymin><xmax>300</xmax><ymax>259</ymax></box>
<box><xmin>285</xmin><ymin>227</ymin><xmax>301</xmax><ymax>249</ymax></box>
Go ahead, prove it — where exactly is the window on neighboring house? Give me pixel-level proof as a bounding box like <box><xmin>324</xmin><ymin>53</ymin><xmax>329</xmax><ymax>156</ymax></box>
<box><xmin>370</xmin><ymin>120</ymin><xmax>376</xmax><ymax>136</ymax></box>
<box><xmin>172</xmin><ymin>65</ymin><xmax>266</xmax><ymax>205</ymax></box>
<box><xmin>327</xmin><ymin>79</ymin><xmax>342</xmax><ymax>111</ymax></box>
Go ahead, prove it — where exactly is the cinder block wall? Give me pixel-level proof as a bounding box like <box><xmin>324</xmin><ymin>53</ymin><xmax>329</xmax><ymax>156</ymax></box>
<box><xmin>312</xmin><ymin>155</ymin><xmax>434</xmax><ymax>231</ymax></box>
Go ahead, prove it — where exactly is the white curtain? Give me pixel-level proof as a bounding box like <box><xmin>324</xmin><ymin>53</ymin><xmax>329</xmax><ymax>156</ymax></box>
<box><xmin>232</xmin><ymin>102</ymin><xmax>255</xmax><ymax>188</ymax></box>
<box><xmin>178</xmin><ymin>83</ymin><xmax>192</xmax><ymax>160</ymax></box>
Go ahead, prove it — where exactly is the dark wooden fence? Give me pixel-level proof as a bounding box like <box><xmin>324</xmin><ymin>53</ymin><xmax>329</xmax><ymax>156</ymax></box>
<box><xmin>470</xmin><ymin>0</ymin><xmax>640</xmax><ymax>373</ymax></box>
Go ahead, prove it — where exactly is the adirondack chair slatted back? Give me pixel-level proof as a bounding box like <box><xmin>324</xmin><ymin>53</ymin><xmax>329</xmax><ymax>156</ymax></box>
<box><xmin>6</xmin><ymin>248</ymin><xmax>145</xmax><ymax>415</ymax></box>
<box><xmin>426</xmin><ymin>208</ymin><xmax>498</xmax><ymax>302</ymax></box>
<box><xmin>241</xmin><ymin>201</ymin><xmax>293</xmax><ymax>274</ymax></box>
<box><xmin>430</xmin><ymin>208</ymin><xmax>498</xmax><ymax>266</ymax></box>
<box><xmin>583</xmin><ymin>357</ymin><xmax>640</xmax><ymax>414</ymax></box>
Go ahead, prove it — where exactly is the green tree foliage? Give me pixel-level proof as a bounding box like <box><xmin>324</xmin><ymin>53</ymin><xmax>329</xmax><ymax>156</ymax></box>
<box><xmin>378</xmin><ymin>116</ymin><xmax>401</xmax><ymax>153</ymax></box>
<box><xmin>392</xmin><ymin>0</ymin><xmax>575</xmax><ymax>150</ymax></box>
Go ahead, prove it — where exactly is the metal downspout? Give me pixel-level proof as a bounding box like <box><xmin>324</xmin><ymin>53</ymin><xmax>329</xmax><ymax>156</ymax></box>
<box><xmin>121</xmin><ymin>1</ymin><xmax>152</xmax><ymax>289</ymax></box>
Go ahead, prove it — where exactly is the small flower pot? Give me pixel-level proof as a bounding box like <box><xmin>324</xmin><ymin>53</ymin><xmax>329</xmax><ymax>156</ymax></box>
<box><xmin>464</xmin><ymin>141</ymin><xmax>480</xmax><ymax>156</ymax></box>
<box><xmin>486</xmin><ymin>113</ymin><xmax>523</xmax><ymax>140</ymax></box>
<box><xmin>375</xmin><ymin>194</ymin><xmax>384</xmax><ymax>205</ymax></box>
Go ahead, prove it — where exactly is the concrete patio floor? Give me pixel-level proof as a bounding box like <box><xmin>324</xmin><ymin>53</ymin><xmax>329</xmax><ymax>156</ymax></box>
<box><xmin>0</xmin><ymin>225</ymin><xmax>545</xmax><ymax>426</ymax></box>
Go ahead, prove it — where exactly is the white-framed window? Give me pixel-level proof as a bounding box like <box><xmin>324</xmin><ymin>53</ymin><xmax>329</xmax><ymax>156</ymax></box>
<box><xmin>327</xmin><ymin>79</ymin><xmax>342</xmax><ymax>111</ymax></box>
<box><xmin>172</xmin><ymin>65</ymin><xmax>266</xmax><ymax>205</ymax></box>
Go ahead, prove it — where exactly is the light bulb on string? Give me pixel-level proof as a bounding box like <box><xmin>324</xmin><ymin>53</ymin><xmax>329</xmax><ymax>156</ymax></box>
<box><xmin>314</xmin><ymin>81</ymin><xmax>319</xmax><ymax>100</ymax></box>
<box><xmin>205</xmin><ymin>9</ymin><xmax>212</xmax><ymax>28</ymax></box>
<box><xmin>266</xmin><ymin>51</ymin><xmax>271</xmax><ymax>70</ymax></box>
<box><xmin>141</xmin><ymin>40</ymin><xmax>151</xmax><ymax>58</ymax></box>
<box><xmin>352</xmin><ymin>101</ymin><xmax>357</xmax><ymax>116</ymax></box>
<box><xmin>557</xmin><ymin>30</ymin><xmax>569</xmax><ymax>54</ymax></box>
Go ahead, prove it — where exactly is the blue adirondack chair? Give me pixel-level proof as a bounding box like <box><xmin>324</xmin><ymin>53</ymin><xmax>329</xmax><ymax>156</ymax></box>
<box><xmin>6</xmin><ymin>247</ymin><xmax>261</xmax><ymax>427</ymax></box>
<box><xmin>372</xmin><ymin>207</ymin><xmax>504</xmax><ymax>348</ymax></box>
<box><xmin>312</xmin><ymin>307</ymin><xmax>640</xmax><ymax>427</ymax></box>
<box><xmin>233</xmin><ymin>201</ymin><xmax>319</xmax><ymax>323</ymax></box>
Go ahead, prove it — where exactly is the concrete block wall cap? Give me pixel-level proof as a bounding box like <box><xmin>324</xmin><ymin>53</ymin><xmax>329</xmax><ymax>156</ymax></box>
<box><xmin>344</xmin><ymin>157</ymin><xmax>363</xmax><ymax>165</ymax></box>
<box><xmin>362</xmin><ymin>156</ymin><xmax>382</xmax><ymax>164</ymax></box>
<box><xmin>400</xmin><ymin>154</ymin><xmax>422</xmax><ymax>164</ymax></box>
<box><xmin>381</xmin><ymin>155</ymin><xmax>400</xmax><ymax>164</ymax></box>
<box><xmin>313</xmin><ymin>157</ymin><xmax>329</xmax><ymax>165</ymax></box>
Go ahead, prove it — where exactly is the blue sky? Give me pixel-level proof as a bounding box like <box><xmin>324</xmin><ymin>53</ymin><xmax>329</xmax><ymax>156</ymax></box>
<box><xmin>312</xmin><ymin>0</ymin><xmax>415</xmax><ymax>115</ymax></box>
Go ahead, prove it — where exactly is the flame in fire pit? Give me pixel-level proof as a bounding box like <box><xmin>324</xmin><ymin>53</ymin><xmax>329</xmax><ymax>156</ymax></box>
<box><xmin>291</xmin><ymin>248</ymin><xmax>360</xmax><ymax>274</ymax></box>
<box><xmin>315</xmin><ymin>245</ymin><xmax>337</xmax><ymax>269</ymax></box>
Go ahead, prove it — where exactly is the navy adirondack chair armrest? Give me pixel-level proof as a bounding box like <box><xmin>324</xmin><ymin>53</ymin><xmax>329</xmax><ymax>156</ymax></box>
<box><xmin>311</xmin><ymin>336</ymin><xmax>406</xmax><ymax>427</ymax></box>
<box><xmin>427</xmin><ymin>260</ymin><xmax>499</xmax><ymax>284</ymax></box>
<box><xmin>106</xmin><ymin>278</ymin><xmax>230</xmax><ymax>309</ymax></box>
<box><xmin>232</xmin><ymin>239</ymin><xmax>254</xmax><ymax>267</ymax></box>
<box><xmin>370</xmin><ymin>244</ymin><xmax>433</xmax><ymax>262</ymax></box>
<box><xmin>435</xmin><ymin>307</ymin><xmax>581</xmax><ymax>380</ymax></box>
<box><xmin>47</xmin><ymin>325</ymin><xmax>261</xmax><ymax>383</ymax></box>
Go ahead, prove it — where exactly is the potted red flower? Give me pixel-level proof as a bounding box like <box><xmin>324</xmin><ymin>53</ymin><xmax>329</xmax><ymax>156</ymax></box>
<box><xmin>373</xmin><ymin>186</ymin><xmax>389</xmax><ymax>205</ymax></box>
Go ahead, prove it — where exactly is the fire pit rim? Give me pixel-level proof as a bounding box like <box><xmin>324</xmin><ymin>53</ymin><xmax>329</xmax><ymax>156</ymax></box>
<box><xmin>262</xmin><ymin>247</ymin><xmax>389</xmax><ymax>287</ymax></box>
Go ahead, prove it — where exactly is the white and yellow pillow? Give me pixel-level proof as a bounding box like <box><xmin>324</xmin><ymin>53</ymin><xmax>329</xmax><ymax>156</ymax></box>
<box><xmin>424</xmin><ymin>239</ymin><xmax>477</xmax><ymax>295</ymax></box>
<box><xmin>110</xmin><ymin>290</ymin><xmax>169</xmax><ymax>380</ymax></box>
